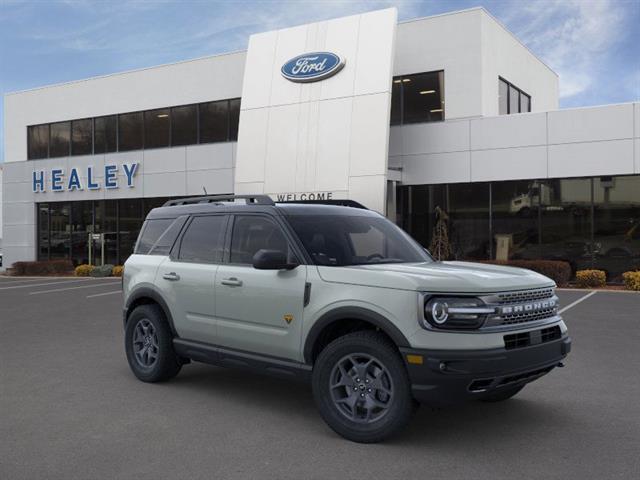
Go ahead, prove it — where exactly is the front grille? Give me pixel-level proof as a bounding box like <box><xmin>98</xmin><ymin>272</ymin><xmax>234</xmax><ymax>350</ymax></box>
<box><xmin>496</xmin><ymin>288</ymin><xmax>554</xmax><ymax>305</ymax></box>
<box><xmin>485</xmin><ymin>288</ymin><xmax>558</xmax><ymax>327</ymax></box>
<box><xmin>504</xmin><ymin>326</ymin><xmax>562</xmax><ymax>350</ymax></box>
<box><xmin>501</xmin><ymin>307</ymin><xmax>558</xmax><ymax>325</ymax></box>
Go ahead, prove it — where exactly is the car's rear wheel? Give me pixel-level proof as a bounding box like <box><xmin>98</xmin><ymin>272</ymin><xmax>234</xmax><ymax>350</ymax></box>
<box><xmin>312</xmin><ymin>331</ymin><xmax>414</xmax><ymax>443</ymax></box>
<box><xmin>125</xmin><ymin>304</ymin><xmax>181</xmax><ymax>382</ymax></box>
<box><xmin>479</xmin><ymin>384</ymin><xmax>524</xmax><ymax>402</ymax></box>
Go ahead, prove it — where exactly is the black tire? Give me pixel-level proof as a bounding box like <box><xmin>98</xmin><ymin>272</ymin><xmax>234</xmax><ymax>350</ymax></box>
<box><xmin>125</xmin><ymin>304</ymin><xmax>182</xmax><ymax>383</ymax></box>
<box><xmin>479</xmin><ymin>384</ymin><xmax>524</xmax><ymax>402</ymax></box>
<box><xmin>312</xmin><ymin>331</ymin><xmax>414</xmax><ymax>443</ymax></box>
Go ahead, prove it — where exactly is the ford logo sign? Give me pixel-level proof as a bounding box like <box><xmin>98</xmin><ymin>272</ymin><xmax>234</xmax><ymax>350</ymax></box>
<box><xmin>281</xmin><ymin>52</ymin><xmax>345</xmax><ymax>83</ymax></box>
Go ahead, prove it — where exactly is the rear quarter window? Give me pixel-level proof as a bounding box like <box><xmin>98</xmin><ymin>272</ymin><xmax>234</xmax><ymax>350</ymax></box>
<box><xmin>135</xmin><ymin>218</ymin><xmax>180</xmax><ymax>255</ymax></box>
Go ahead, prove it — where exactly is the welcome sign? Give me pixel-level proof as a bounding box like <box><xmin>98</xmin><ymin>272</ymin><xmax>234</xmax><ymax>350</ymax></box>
<box><xmin>32</xmin><ymin>163</ymin><xmax>138</xmax><ymax>193</ymax></box>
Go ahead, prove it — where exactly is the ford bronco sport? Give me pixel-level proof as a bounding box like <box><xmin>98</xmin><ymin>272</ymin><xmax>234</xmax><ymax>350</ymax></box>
<box><xmin>123</xmin><ymin>195</ymin><xmax>571</xmax><ymax>443</ymax></box>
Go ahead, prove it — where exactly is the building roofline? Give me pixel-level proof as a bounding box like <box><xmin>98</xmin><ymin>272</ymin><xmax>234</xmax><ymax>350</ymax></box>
<box><xmin>399</xmin><ymin>6</ymin><xmax>558</xmax><ymax>77</ymax></box>
<box><xmin>4</xmin><ymin>49</ymin><xmax>247</xmax><ymax>98</ymax></box>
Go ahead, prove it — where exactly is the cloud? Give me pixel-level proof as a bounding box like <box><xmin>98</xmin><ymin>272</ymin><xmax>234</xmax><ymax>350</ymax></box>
<box><xmin>503</xmin><ymin>0</ymin><xmax>632</xmax><ymax>99</ymax></box>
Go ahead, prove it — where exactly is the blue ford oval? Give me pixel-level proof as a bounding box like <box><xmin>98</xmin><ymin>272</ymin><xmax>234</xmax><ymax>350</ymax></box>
<box><xmin>281</xmin><ymin>52</ymin><xmax>345</xmax><ymax>83</ymax></box>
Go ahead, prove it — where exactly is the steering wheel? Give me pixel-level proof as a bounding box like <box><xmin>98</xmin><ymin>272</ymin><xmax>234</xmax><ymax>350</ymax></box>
<box><xmin>366</xmin><ymin>253</ymin><xmax>385</xmax><ymax>262</ymax></box>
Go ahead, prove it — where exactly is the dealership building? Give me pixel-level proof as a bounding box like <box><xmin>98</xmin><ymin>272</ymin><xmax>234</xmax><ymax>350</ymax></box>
<box><xmin>2</xmin><ymin>7</ymin><xmax>639</xmax><ymax>278</ymax></box>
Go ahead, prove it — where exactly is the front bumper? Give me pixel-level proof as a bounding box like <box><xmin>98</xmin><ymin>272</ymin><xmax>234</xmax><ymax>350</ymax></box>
<box><xmin>400</xmin><ymin>334</ymin><xmax>571</xmax><ymax>406</ymax></box>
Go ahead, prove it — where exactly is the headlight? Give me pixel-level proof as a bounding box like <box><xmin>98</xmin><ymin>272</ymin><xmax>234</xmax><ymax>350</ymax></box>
<box><xmin>423</xmin><ymin>297</ymin><xmax>495</xmax><ymax>330</ymax></box>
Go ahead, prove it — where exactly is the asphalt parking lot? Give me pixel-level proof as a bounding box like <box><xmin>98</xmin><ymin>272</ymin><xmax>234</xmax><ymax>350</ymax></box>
<box><xmin>1</xmin><ymin>277</ymin><xmax>639</xmax><ymax>480</ymax></box>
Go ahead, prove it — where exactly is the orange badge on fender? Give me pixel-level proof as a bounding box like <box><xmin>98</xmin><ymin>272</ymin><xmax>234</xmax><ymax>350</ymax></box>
<box><xmin>283</xmin><ymin>314</ymin><xmax>294</xmax><ymax>324</ymax></box>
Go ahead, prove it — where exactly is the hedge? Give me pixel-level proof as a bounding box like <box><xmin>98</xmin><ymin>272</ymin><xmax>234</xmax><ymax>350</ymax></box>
<box><xmin>11</xmin><ymin>260</ymin><xmax>74</xmax><ymax>276</ymax></box>
<box><xmin>480</xmin><ymin>259</ymin><xmax>572</xmax><ymax>287</ymax></box>
<box><xmin>575</xmin><ymin>269</ymin><xmax>606</xmax><ymax>288</ymax></box>
<box><xmin>75</xmin><ymin>264</ymin><xmax>95</xmax><ymax>276</ymax></box>
<box><xmin>622</xmin><ymin>271</ymin><xmax>640</xmax><ymax>291</ymax></box>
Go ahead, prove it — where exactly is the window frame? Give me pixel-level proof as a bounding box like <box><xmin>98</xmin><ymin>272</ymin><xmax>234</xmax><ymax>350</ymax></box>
<box><xmin>499</xmin><ymin>76</ymin><xmax>531</xmax><ymax>115</ymax></box>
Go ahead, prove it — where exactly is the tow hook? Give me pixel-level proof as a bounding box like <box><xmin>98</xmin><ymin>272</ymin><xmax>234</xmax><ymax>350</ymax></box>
<box><xmin>557</xmin><ymin>362</ymin><xmax>565</xmax><ymax>368</ymax></box>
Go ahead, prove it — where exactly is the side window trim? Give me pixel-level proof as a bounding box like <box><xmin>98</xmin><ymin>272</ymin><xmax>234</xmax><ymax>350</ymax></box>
<box><xmin>171</xmin><ymin>214</ymin><xmax>229</xmax><ymax>264</ymax></box>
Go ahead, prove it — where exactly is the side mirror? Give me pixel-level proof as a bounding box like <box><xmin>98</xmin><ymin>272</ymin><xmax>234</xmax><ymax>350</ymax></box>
<box><xmin>252</xmin><ymin>249</ymin><xmax>298</xmax><ymax>270</ymax></box>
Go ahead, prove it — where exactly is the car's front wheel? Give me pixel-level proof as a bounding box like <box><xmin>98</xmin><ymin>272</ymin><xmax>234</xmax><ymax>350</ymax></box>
<box><xmin>125</xmin><ymin>304</ymin><xmax>182</xmax><ymax>382</ymax></box>
<box><xmin>312</xmin><ymin>331</ymin><xmax>415</xmax><ymax>443</ymax></box>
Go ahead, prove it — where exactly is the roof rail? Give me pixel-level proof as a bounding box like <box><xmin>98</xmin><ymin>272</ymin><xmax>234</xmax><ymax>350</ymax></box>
<box><xmin>163</xmin><ymin>194</ymin><xmax>275</xmax><ymax>207</ymax></box>
<box><xmin>276</xmin><ymin>199</ymin><xmax>368</xmax><ymax>209</ymax></box>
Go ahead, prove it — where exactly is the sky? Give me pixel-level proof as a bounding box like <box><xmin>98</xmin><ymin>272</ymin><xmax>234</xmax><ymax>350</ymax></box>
<box><xmin>0</xmin><ymin>0</ymin><xmax>639</xmax><ymax>162</ymax></box>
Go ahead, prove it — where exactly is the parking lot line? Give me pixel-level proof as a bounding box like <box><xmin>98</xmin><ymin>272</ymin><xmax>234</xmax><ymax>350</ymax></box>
<box><xmin>558</xmin><ymin>291</ymin><xmax>597</xmax><ymax>314</ymax></box>
<box><xmin>86</xmin><ymin>290</ymin><xmax>122</xmax><ymax>298</ymax></box>
<box><xmin>28</xmin><ymin>281</ymin><xmax>121</xmax><ymax>295</ymax></box>
<box><xmin>0</xmin><ymin>278</ymin><xmax>97</xmax><ymax>290</ymax></box>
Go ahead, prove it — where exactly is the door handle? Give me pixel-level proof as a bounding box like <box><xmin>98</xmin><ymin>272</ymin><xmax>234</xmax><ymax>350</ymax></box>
<box><xmin>163</xmin><ymin>272</ymin><xmax>180</xmax><ymax>281</ymax></box>
<box><xmin>221</xmin><ymin>277</ymin><xmax>243</xmax><ymax>287</ymax></box>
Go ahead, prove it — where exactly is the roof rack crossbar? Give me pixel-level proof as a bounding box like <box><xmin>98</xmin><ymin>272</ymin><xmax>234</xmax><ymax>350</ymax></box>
<box><xmin>163</xmin><ymin>194</ymin><xmax>274</xmax><ymax>207</ymax></box>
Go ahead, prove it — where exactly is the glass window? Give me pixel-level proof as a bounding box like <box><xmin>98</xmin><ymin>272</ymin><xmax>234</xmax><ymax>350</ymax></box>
<box><xmin>199</xmin><ymin>100</ymin><xmax>229</xmax><ymax>143</ymax></box>
<box><xmin>230</xmin><ymin>216</ymin><xmax>289</xmax><ymax>264</ymax></box>
<box><xmin>171</xmin><ymin>105</ymin><xmax>197</xmax><ymax>146</ymax></box>
<box><xmin>118</xmin><ymin>112</ymin><xmax>143</xmax><ymax>151</ymax></box>
<box><xmin>228</xmin><ymin>98</ymin><xmax>241</xmax><ymax>141</ymax></box>
<box><xmin>144</xmin><ymin>108</ymin><xmax>170</xmax><ymax>149</ymax></box>
<box><xmin>536</xmin><ymin>178</ymin><xmax>592</xmax><ymax>272</ymax></box>
<box><xmin>49</xmin><ymin>121</ymin><xmax>71</xmax><ymax>157</ymax></box>
<box><xmin>71</xmin><ymin>119</ymin><xmax>93</xmax><ymax>156</ymax></box>
<box><xmin>178</xmin><ymin>215</ymin><xmax>227</xmax><ymax>263</ymax></box>
<box><xmin>592</xmin><ymin>175</ymin><xmax>640</xmax><ymax>280</ymax></box>
<box><xmin>401</xmin><ymin>72</ymin><xmax>444</xmax><ymax>124</ymax></box>
<box><xmin>94</xmin><ymin>115</ymin><xmax>117</xmax><ymax>154</ymax></box>
<box><xmin>521</xmin><ymin>93</ymin><xmax>531</xmax><ymax>113</ymax></box>
<box><xmin>28</xmin><ymin>125</ymin><xmax>49</xmax><ymax>159</ymax></box>
<box><xmin>288</xmin><ymin>215</ymin><xmax>430</xmax><ymax>266</ymax></box>
<box><xmin>390</xmin><ymin>71</ymin><xmax>444</xmax><ymax>125</ymax></box>
<box><xmin>135</xmin><ymin>218</ymin><xmax>174</xmax><ymax>255</ymax></box>
<box><xmin>499</xmin><ymin>79</ymin><xmax>509</xmax><ymax>115</ymax></box>
<box><xmin>49</xmin><ymin>202</ymin><xmax>71</xmax><ymax>259</ymax></box>
<box><xmin>119</xmin><ymin>199</ymin><xmax>144</xmax><ymax>262</ymax></box>
<box><xmin>390</xmin><ymin>79</ymin><xmax>402</xmax><ymax>125</ymax></box>
<box><xmin>491</xmin><ymin>180</ymin><xmax>540</xmax><ymax>260</ymax></box>
<box><xmin>148</xmin><ymin>216</ymin><xmax>188</xmax><ymax>256</ymax></box>
<box><xmin>38</xmin><ymin>204</ymin><xmax>50</xmax><ymax>260</ymax></box>
<box><xmin>509</xmin><ymin>85</ymin><xmax>520</xmax><ymax>114</ymax></box>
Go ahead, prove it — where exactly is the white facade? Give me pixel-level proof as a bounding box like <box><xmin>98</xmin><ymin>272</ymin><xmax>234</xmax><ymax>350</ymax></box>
<box><xmin>1</xmin><ymin>6</ymin><xmax>637</xmax><ymax>270</ymax></box>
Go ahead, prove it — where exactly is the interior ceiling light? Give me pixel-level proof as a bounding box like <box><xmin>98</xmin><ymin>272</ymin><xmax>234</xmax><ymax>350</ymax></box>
<box><xmin>402</xmin><ymin>78</ymin><xmax>411</xmax><ymax>82</ymax></box>
<box><xmin>420</xmin><ymin>90</ymin><xmax>436</xmax><ymax>94</ymax></box>
<box><xmin>393</xmin><ymin>79</ymin><xmax>401</xmax><ymax>83</ymax></box>
<box><xmin>430</xmin><ymin>108</ymin><xmax>443</xmax><ymax>113</ymax></box>
<box><xmin>157</xmin><ymin>114</ymin><xmax>169</xmax><ymax>118</ymax></box>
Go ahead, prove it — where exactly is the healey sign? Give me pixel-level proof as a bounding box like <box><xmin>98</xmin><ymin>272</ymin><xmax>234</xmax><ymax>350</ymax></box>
<box><xmin>281</xmin><ymin>52</ymin><xmax>345</xmax><ymax>83</ymax></box>
<box><xmin>32</xmin><ymin>163</ymin><xmax>138</xmax><ymax>193</ymax></box>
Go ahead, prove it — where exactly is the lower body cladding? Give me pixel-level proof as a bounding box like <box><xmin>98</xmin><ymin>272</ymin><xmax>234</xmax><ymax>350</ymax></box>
<box><xmin>401</xmin><ymin>330</ymin><xmax>572</xmax><ymax>406</ymax></box>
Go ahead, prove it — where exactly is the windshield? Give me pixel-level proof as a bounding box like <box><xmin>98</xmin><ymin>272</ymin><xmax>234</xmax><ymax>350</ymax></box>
<box><xmin>287</xmin><ymin>215</ymin><xmax>432</xmax><ymax>266</ymax></box>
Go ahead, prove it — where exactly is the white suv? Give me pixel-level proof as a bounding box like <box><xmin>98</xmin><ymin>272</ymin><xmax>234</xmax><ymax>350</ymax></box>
<box><xmin>123</xmin><ymin>195</ymin><xmax>571</xmax><ymax>443</ymax></box>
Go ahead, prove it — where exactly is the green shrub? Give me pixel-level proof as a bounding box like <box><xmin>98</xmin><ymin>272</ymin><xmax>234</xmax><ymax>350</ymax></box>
<box><xmin>75</xmin><ymin>264</ymin><xmax>95</xmax><ymax>276</ymax></box>
<box><xmin>480</xmin><ymin>260</ymin><xmax>572</xmax><ymax>287</ymax></box>
<box><xmin>622</xmin><ymin>271</ymin><xmax>640</xmax><ymax>291</ymax></box>
<box><xmin>11</xmin><ymin>260</ymin><xmax>74</xmax><ymax>276</ymax></box>
<box><xmin>91</xmin><ymin>264</ymin><xmax>114</xmax><ymax>277</ymax></box>
<box><xmin>112</xmin><ymin>265</ymin><xmax>124</xmax><ymax>277</ymax></box>
<box><xmin>575</xmin><ymin>269</ymin><xmax>606</xmax><ymax>288</ymax></box>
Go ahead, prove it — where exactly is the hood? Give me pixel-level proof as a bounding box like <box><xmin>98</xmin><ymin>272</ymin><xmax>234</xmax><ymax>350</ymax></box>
<box><xmin>316</xmin><ymin>261</ymin><xmax>554</xmax><ymax>293</ymax></box>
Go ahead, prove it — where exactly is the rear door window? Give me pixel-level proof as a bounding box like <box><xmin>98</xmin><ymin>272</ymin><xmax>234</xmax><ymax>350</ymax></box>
<box><xmin>177</xmin><ymin>215</ymin><xmax>227</xmax><ymax>263</ymax></box>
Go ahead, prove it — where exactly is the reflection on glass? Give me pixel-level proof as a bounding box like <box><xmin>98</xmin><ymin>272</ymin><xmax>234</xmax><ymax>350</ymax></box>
<box><xmin>390</xmin><ymin>71</ymin><xmax>444</xmax><ymax>125</ymax></box>
<box><xmin>592</xmin><ymin>176</ymin><xmax>640</xmax><ymax>280</ymax></box>
<box><xmin>199</xmin><ymin>100</ymin><xmax>229</xmax><ymax>143</ymax></box>
<box><xmin>38</xmin><ymin>204</ymin><xmax>50</xmax><ymax>260</ymax></box>
<box><xmin>29</xmin><ymin>125</ymin><xmax>49</xmax><ymax>159</ymax></box>
<box><xmin>171</xmin><ymin>105</ymin><xmax>197</xmax><ymax>146</ymax></box>
<box><xmin>94</xmin><ymin>115</ymin><xmax>117</xmax><ymax>154</ymax></box>
<box><xmin>71</xmin><ymin>119</ymin><xmax>93</xmax><ymax>156</ymax></box>
<box><xmin>499</xmin><ymin>79</ymin><xmax>509</xmax><ymax>115</ymax></box>
<box><xmin>144</xmin><ymin>108</ymin><xmax>170</xmax><ymax>149</ymax></box>
<box><xmin>118</xmin><ymin>112</ymin><xmax>143</xmax><ymax>151</ymax></box>
<box><xmin>49</xmin><ymin>122</ymin><xmax>71</xmax><ymax>157</ymax></box>
<box><xmin>49</xmin><ymin>203</ymin><xmax>70</xmax><ymax>259</ymax></box>
<box><xmin>229</xmin><ymin>98</ymin><xmax>241</xmax><ymax>141</ymax></box>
